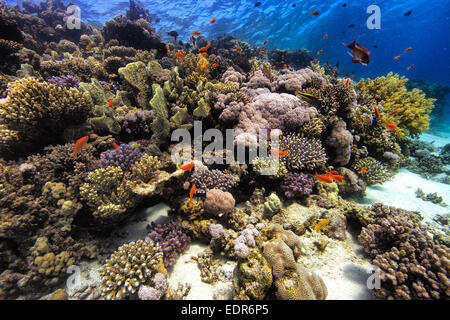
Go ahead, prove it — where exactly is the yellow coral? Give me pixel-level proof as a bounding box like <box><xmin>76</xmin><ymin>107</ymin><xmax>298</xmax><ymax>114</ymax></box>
<box><xmin>356</xmin><ymin>72</ymin><xmax>435</xmax><ymax>137</ymax></box>
<box><xmin>314</xmin><ymin>219</ymin><xmax>330</xmax><ymax>232</ymax></box>
<box><xmin>196</xmin><ymin>57</ymin><xmax>210</xmax><ymax>75</ymax></box>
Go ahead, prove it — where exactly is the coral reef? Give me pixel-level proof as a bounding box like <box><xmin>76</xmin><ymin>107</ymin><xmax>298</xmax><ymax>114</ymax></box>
<box><xmin>281</xmin><ymin>172</ymin><xmax>315</xmax><ymax>199</ymax></box>
<box><xmin>279</xmin><ymin>133</ymin><xmax>328</xmax><ymax>171</ymax></box>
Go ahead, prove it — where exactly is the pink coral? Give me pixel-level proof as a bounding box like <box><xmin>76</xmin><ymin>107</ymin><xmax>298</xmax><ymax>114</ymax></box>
<box><xmin>244</xmin><ymin>70</ymin><xmax>272</xmax><ymax>90</ymax></box>
<box><xmin>221</xmin><ymin>67</ymin><xmax>246</xmax><ymax>89</ymax></box>
<box><xmin>272</xmin><ymin>68</ymin><xmax>325</xmax><ymax>93</ymax></box>
<box><xmin>204</xmin><ymin>189</ymin><xmax>235</xmax><ymax>215</ymax></box>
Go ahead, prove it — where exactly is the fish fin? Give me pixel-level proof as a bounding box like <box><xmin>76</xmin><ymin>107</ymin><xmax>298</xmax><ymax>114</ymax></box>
<box><xmin>347</xmin><ymin>51</ymin><xmax>354</xmax><ymax>58</ymax></box>
<box><xmin>352</xmin><ymin>58</ymin><xmax>361</xmax><ymax>63</ymax></box>
<box><xmin>343</xmin><ymin>36</ymin><xmax>356</xmax><ymax>48</ymax></box>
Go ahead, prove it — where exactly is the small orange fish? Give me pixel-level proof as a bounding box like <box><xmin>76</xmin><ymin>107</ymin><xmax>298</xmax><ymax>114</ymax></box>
<box><xmin>394</xmin><ymin>55</ymin><xmax>401</xmax><ymax>60</ymax></box>
<box><xmin>323</xmin><ymin>33</ymin><xmax>328</xmax><ymax>40</ymax></box>
<box><xmin>317</xmin><ymin>49</ymin><xmax>323</xmax><ymax>55</ymax></box>
<box><xmin>44</xmin><ymin>48</ymin><xmax>52</xmax><ymax>53</ymax></box>
<box><xmin>311</xmin><ymin>58</ymin><xmax>318</xmax><ymax>63</ymax></box>
<box><xmin>370</xmin><ymin>98</ymin><xmax>376</xmax><ymax>102</ymax></box>
<box><xmin>72</xmin><ymin>136</ymin><xmax>89</xmax><ymax>159</ymax></box>
<box><xmin>201</xmin><ymin>52</ymin><xmax>208</xmax><ymax>57</ymax></box>
<box><xmin>329</xmin><ymin>174</ymin><xmax>343</xmax><ymax>183</ymax></box>
<box><xmin>351</xmin><ymin>74</ymin><xmax>355</xmax><ymax>79</ymax></box>
<box><xmin>188</xmin><ymin>184</ymin><xmax>196</xmax><ymax>204</ymax></box>
<box><xmin>112</xmin><ymin>142</ymin><xmax>120</xmax><ymax>150</ymax></box>
<box><xmin>373</xmin><ymin>105</ymin><xmax>380</xmax><ymax>118</ymax></box>
<box><xmin>174</xmin><ymin>52</ymin><xmax>184</xmax><ymax>57</ymax></box>
<box><xmin>192</xmin><ymin>30</ymin><xmax>201</xmax><ymax>36</ymax></box>
<box><xmin>259</xmin><ymin>50</ymin><xmax>265</xmax><ymax>54</ymax></box>
<box><xmin>273</xmin><ymin>65</ymin><xmax>276</xmax><ymax>69</ymax></box>
<box><xmin>85</xmin><ymin>42</ymin><xmax>92</xmax><ymax>51</ymax></box>
<box><xmin>345</xmin><ymin>78</ymin><xmax>350</xmax><ymax>88</ymax></box>
<box><xmin>359</xmin><ymin>166</ymin><xmax>367</xmax><ymax>174</ymax></box>
<box><xmin>263</xmin><ymin>40</ymin><xmax>268</xmax><ymax>45</ymax></box>
<box><xmin>109</xmin><ymin>99</ymin><xmax>113</xmax><ymax>107</ymax></box>
<box><xmin>210</xmin><ymin>17</ymin><xmax>216</xmax><ymax>23</ymax></box>
<box><xmin>211</xmin><ymin>62</ymin><xmax>218</xmax><ymax>68</ymax></box>
<box><xmin>385</xmin><ymin>122</ymin><xmax>397</xmax><ymax>131</ymax></box>
<box><xmin>283</xmin><ymin>64</ymin><xmax>287</xmax><ymax>69</ymax></box>
<box><xmin>326</xmin><ymin>170</ymin><xmax>340</xmax><ymax>175</ymax></box>
<box><xmin>271</xmin><ymin>150</ymin><xmax>288</xmax><ymax>157</ymax></box>
<box><xmin>314</xmin><ymin>173</ymin><xmax>333</xmax><ymax>184</ymax></box>
<box><xmin>199</xmin><ymin>43</ymin><xmax>211</xmax><ymax>51</ymax></box>
<box><xmin>281</xmin><ymin>55</ymin><xmax>285</xmax><ymax>59</ymax></box>
<box><xmin>407</xmin><ymin>64</ymin><xmax>415</xmax><ymax>70</ymax></box>
<box><xmin>404</xmin><ymin>47</ymin><xmax>412</xmax><ymax>53</ymax></box>
<box><xmin>167</xmin><ymin>48</ymin><xmax>171</xmax><ymax>53</ymax></box>
<box><xmin>311</xmin><ymin>11</ymin><xmax>319</xmax><ymax>16</ymax></box>
<box><xmin>389</xmin><ymin>109</ymin><xmax>401</xmax><ymax>116</ymax></box>
<box><xmin>180</xmin><ymin>162</ymin><xmax>195</xmax><ymax>171</ymax></box>
<box><xmin>235</xmin><ymin>47</ymin><xmax>241</xmax><ymax>52</ymax></box>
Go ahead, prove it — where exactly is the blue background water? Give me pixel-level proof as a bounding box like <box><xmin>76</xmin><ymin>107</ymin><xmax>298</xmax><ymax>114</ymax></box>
<box><xmin>7</xmin><ymin>0</ymin><xmax>450</xmax><ymax>129</ymax></box>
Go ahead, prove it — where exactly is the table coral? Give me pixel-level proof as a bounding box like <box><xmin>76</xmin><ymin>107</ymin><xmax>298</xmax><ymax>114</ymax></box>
<box><xmin>99</xmin><ymin>240</ymin><xmax>165</xmax><ymax>300</ymax></box>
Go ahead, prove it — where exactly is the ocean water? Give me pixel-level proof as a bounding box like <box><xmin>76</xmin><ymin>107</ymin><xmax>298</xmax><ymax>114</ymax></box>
<box><xmin>0</xmin><ymin>0</ymin><xmax>449</xmax><ymax>301</ymax></box>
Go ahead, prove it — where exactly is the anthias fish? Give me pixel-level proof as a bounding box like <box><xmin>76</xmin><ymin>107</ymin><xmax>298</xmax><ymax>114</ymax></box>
<box><xmin>359</xmin><ymin>166</ymin><xmax>367</xmax><ymax>174</ymax></box>
<box><xmin>311</xmin><ymin>11</ymin><xmax>319</xmax><ymax>16</ymax></box>
<box><xmin>343</xmin><ymin>36</ymin><xmax>370</xmax><ymax>65</ymax></box>
<box><xmin>192</xmin><ymin>30</ymin><xmax>201</xmax><ymax>36</ymax></box>
<box><xmin>210</xmin><ymin>17</ymin><xmax>216</xmax><ymax>23</ymax></box>
<box><xmin>271</xmin><ymin>150</ymin><xmax>288</xmax><ymax>157</ymax></box>
<box><xmin>314</xmin><ymin>173</ymin><xmax>333</xmax><ymax>184</ymax></box>
<box><xmin>180</xmin><ymin>163</ymin><xmax>195</xmax><ymax>171</ymax></box>
<box><xmin>72</xmin><ymin>136</ymin><xmax>89</xmax><ymax>159</ymax></box>
<box><xmin>112</xmin><ymin>142</ymin><xmax>120</xmax><ymax>150</ymax></box>
<box><xmin>188</xmin><ymin>184</ymin><xmax>196</xmax><ymax>204</ymax></box>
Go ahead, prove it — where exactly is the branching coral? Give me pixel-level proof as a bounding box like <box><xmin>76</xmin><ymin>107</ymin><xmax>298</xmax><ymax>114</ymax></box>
<box><xmin>189</xmin><ymin>167</ymin><xmax>238</xmax><ymax>195</ymax></box>
<box><xmin>281</xmin><ymin>172</ymin><xmax>315</xmax><ymax>199</ymax></box>
<box><xmin>252</xmin><ymin>156</ymin><xmax>287</xmax><ymax>179</ymax></box>
<box><xmin>99</xmin><ymin>240</ymin><xmax>165</xmax><ymax>300</ymax></box>
<box><xmin>358</xmin><ymin>203</ymin><xmax>449</xmax><ymax>299</ymax></box>
<box><xmin>280</xmin><ymin>133</ymin><xmax>327</xmax><ymax>171</ymax></box>
<box><xmin>0</xmin><ymin>77</ymin><xmax>92</xmax><ymax>157</ymax></box>
<box><xmin>356</xmin><ymin>72</ymin><xmax>435</xmax><ymax>137</ymax></box>
<box><xmin>353</xmin><ymin>157</ymin><xmax>390</xmax><ymax>185</ymax></box>
<box><xmin>99</xmin><ymin>144</ymin><xmax>143</xmax><ymax>172</ymax></box>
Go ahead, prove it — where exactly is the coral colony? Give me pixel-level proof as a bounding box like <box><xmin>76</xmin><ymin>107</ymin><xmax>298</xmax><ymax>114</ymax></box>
<box><xmin>0</xmin><ymin>0</ymin><xmax>448</xmax><ymax>302</ymax></box>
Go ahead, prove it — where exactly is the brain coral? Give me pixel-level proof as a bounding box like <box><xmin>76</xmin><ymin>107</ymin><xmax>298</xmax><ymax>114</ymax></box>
<box><xmin>99</xmin><ymin>240</ymin><xmax>164</xmax><ymax>300</ymax></box>
<box><xmin>356</xmin><ymin>72</ymin><xmax>435</xmax><ymax>137</ymax></box>
<box><xmin>0</xmin><ymin>77</ymin><xmax>92</xmax><ymax>157</ymax></box>
<box><xmin>204</xmin><ymin>189</ymin><xmax>236</xmax><ymax>216</ymax></box>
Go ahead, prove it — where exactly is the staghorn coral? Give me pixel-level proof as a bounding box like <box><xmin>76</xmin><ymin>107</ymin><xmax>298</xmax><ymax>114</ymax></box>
<box><xmin>99</xmin><ymin>240</ymin><xmax>165</xmax><ymax>300</ymax></box>
<box><xmin>353</xmin><ymin>157</ymin><xmax>390</xmax><ymax>185</ymax></box>
<box><xmin>144</xmin><ymin>221</ymin><xmax>191</xmax><ymax>267</ymax></box>
<box><xmin>47</xmin><ymin>75</ymin><xmax>80</xmax><ymax>89</ymax></box>
<box><xmin>358</xmin><ymin>203</ymin><xmax>449</xmax><ymax>299</ymax></box>
<box><xmin>0</xmin><ymin>77</ymin><xmax>92</xmax><ymax>157</ymax></box>
<box><xmin>356</xmin><ymin>72</ymin><xmax>435</xmax><ymax>137</ymax></box>
<box><xmin>204</xmin><ymin>189</ymin><xmax>236</xmax><ymax>216</ymax></box>
<box><xmin>189</xmin><ymin>167</ymin><xmax>238</xmax><ymax>195</ymax></box>
<box><xmin>280</xmin><ymin>133</ymin><xmax>327</xmax><ymax>171</ymax></box>
<box><xmin>281</xmin><ymin>172</ymin><xmax>315</xmax><ymax>199</ymax></box>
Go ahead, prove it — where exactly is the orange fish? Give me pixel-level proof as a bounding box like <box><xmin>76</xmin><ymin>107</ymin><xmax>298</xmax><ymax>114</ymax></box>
<box><xmin>311</xmin><ymin>11</ymin><xmax>319</xmax><ymax>16</ymax></box>
<box><xmin>311</xmin><ymin>58</ymin><xmax>318</xmax><ymax>63</ymax></box>
<box><xmin>210</xmin><ymin>17</ymin><xmax>216</xmax><ymax>23</ymax></box>
<box><xmin>407</xmin><ymin>64</ymin><xmax>415</xmax><ymax>70</ymax></box>
<box><xmin>109</xmin><ymin>99</ymin><xmax>113</xmax><ymax>107</ymax></box>
<box><xmin>112</xmin><ymin>142</ymin><xmax>120</xmax><ymax>150</ymax></box>
<box><xmin>44</xmin><ymin>48</ymin><xmax>52</xmax><ymax>53</ymax></box>
<box><xmin>180</xmin><ymin>162</ymin><xmax>195</xmax><ymax>171</ymax></box>
<box><xmin>188</xmin><ymin>184</ymin><xmax>196</xmax><ymax>204</ymax></box>
<box><xmin>351</xmin><ymin>74</ymin><xmax>355</xmax><ymax>79</ymax></box>
<box><xmin>85</xmin><ymin>42</ymin><xmax>92</xmax><ymax>51</ymax></box>
<box><xmin>404</xmin><ymin>47</ymin><xmax>412</xmax><ymax>53</ymax></box>
<box><xmin>394</xmin><ymin>55</ymin><xmax>401</xmax><ymax>60</ymax></box>
<box><xmin>167</xmin><ymin>48</ymin><xmax>171</xmax><ymax>53</ymax></box>
<box><xmin>259</xmin><ymin>50</ymin><xmax>265</xmax><ymax>54</ymax></box>
<box><xmin>211</xmin><ymin>62</ymin><xmax>218</xmax><ymax>68</ymax></box>
<box><xmin>72</xmin><ymin>136</ymin><xmax>89</xmax><ymax>159</ymax></box>
<box><xmin>271</xmin><ymin>150</ymin><xmax>288</xmax><ymax>157</ymax></box>
<box><xmin>385</xmin><ymin>122</ymin><xmax>397</xmax><ymax>131</ymax></box>
<box><xmin>359</xmin><ymin>166</ymin><xmax>367</xmax><ymax>174</ymax></box>
<box><xmin>370</xmin><ymin>98</ymin><xmax>376</xmax><ymax>102</ymax></box>
<box><xmin>389</xmin><ymin>109</ymin><xmax>401</xmax><ymax>116</ymax></box>
<box><xmin>273</xmin><ymin>65</ymin><xmax>276</xmax><ymax>69</ymax></box>
<box><xmin>283</xmin><ymin>64</ymin><xmax>287</xmax><ymax>69</ymax></box>
<box><xmin>326</xmin><ymin>170</ymin><xmax>340</xmax><ymax>175</ymax></box>
<box><xmin>192</xmin><ymin>30</ymin><xmax>201</xmax><ymax>36</ymax></box>
<box><xmin>317</xmin><ymin>49</ymin><xmax>323</xmax><ymax>55</ymax></box>
<box><xmin>263</xmin><ymin>40</ymin><xmax>268</xmax><ymax>45</ymax></box>
<box><xmin>235</xmin><ymin>47</ymin><xmax>241</xmax><ymax>52</ymax></box>
<box><xmin>373</xmin><ymin>105</ymin><xmax>380</xmax><ymax>118</ymax></box>
<box><xmin>345</xmin><ymin>78</ymin><xmax>350</xmax><ymax>88</ymax></box>
<box><xmin>201</xmin><ymin>52</ymin><xmax>208</xmax><ymax>57</ymax></box>
<box><xmin>323</xmin><ymin>33</ymin><xmax>328</xmax><ymax>40</ymax></box>
<box><xmin>343</xmin><ymin>36</ymin><xmax>370</xmax><ymax>65</ymax></box>
<box><xmin>329</xmin><ymin>174</ymin><xmax>343</xmax><ymax>183</ymax></box>
<box><xmin>281</xmin><ymin>55</ymin><xmax>285</xmax><ymax>59</ymax></box>
<box><xmin>314</xmin><ymin>173</ymin><xmax>333</xmax><ymax>184</ymax></box>
<box><xmin>174</xmin><ymin>52</ymin><xmax>184</xmax><ymax>57</ymax></box>
<box><xmin>199</xmin><ymin>43</ymin><xmax>211</xmax><ymax>51</ymax></box>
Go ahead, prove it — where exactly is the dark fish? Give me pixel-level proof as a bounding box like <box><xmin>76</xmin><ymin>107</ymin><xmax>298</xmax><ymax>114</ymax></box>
<box><xmin>343</xmin><ymin>3</ymin><xmax>347</xmax><ymax>7</ymax></box>
<box><xmin>168</xmin><ymin>30</ymin><xmax>178</xmax><ymax>39</ymax></box>
<box><xmin>292</xmin><ymin>3</ymin><xmax>296</xmax><ymax>7</ymax></box>
<box><xmin>343</xmin><ymin>36</ymin><xmax>370</xmax><ymax>66</ymax></box>
<box><xmin>404</xmin><ymin>10</ymin><xmax>413</xmax><ymax>16</ymax></box>
<box><xmin>373</xmin><ymin>45</ymin><xmax>378</xmax><ymax>48</ymax></box>
<box><xmin>154</xmin><ymin>17</ymin><xmax>161</xmax><ymax>23</ymax></box>
<box><xmin>348</xmin><ymin>24</ymin><xmax>355</xmax><ymax>28</ymax></box>
<box><xmin>254</xmin><ymin>2</ymin><xmax>262</xmax><ymax>7</ymax></box>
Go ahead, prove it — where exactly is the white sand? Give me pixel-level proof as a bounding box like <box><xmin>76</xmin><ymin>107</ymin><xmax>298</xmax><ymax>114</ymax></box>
<box><xmin>421</xmin><ymin>132</ymin><xmax>450</xmax><ymax>147</ymax></box>
<box><xmin>352</xmin><ymin>168</ymin><xmax>450</xmax><ymax>224</ymax></box>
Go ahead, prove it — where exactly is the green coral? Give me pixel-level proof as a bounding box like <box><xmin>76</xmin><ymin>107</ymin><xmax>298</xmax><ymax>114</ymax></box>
<box><xmin>193</xmin><ymin>97</ymin><xmax>210</xmax><ymax>118</ymax></box>
<box><xmin>0</xmin><ymin>77</ymin><xmax>92</xmax><ymax>156</ymax></box>
<box><xmin>118</xmin><ymin>61</ymin><xmax>152</xmax><ymax>108</ymax></box>
<box><xmin>149</xmin><ymin>83</ymin><xmax>171</xmax><ymax>143</ymax></box>
<box><xmin>79</xmin><ymin>78</ymin><xmax>113</xmax><ymax>106</ymax></box>
<box><xmin>129</xmin><ymin>154</ymin><xmax>161</xmax><ymax>182</ymax></box>
<box><xmin>89</xmin><ymin>105</ymin><xmax>121</xmax><ymax>134</ymax></box>
<box><xmin>264</xmin><ymin>193</ymin><xmax>282</xmax><ymax>216</ymax></box>
<box><xmin>80</xmin><ymin>166</ymin><xmax>139</xmax><ymax>222</ymax></box>
<box><xmin>252</xmin><ymin>157</ymin><xmax>287</xmax><ymax>179</ymax></box>
<box><xmin>353</xmin><ymin>157</ymin><xmax>391</xmax><ymax>185</ymax></box>
<box><xmin>205</xmin><ymin>81</ymin><xmax>237</xmax><ymax>94</ymax></box>
<box><xmin>356</xmin><ymin>72</ymin><xmax>435</xmax><ymax>137</ymax></box>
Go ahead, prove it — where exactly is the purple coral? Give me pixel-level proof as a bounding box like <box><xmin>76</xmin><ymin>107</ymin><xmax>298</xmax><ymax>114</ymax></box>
<box><xmin>99</xmin><ymin>143</ymin><xmax>143</xmax><ymax>172</ymax></box>
<box><xmin>189</xmin><ymin>167</ymin><xmax>238</xmax><ymax>195</ymax></box>
<box><xmin>47</xmin><ymin>75</ymin><xmax>80</xmax><ymax>89</ymax></box>
<box><xmin>281</xmin><ymin>172</ymin><xmax>315</xmax><ymax>199</ymax></box>
<box><xmin>232</xmin><ymin>224</ymin><xmax>260</xmax><ymax>259</ymax></box>
<box><xmin>137</xmin><ymin>273</ymin><xmax>168</xmax><ymax>300</ymax></box>
<box><xmin>116</xmin><ymin>110</ymin><xmax>155</xmax><ymax>139</ymax></box>
<box><xmin>209</xmin><ymin>223</ymin><xmax>225</xmax><ymax>239</ymax></box>
<box><xmin>144</xmin><ymin>221</ymin><xmax>191</xmax><ymax>267</ymax></box>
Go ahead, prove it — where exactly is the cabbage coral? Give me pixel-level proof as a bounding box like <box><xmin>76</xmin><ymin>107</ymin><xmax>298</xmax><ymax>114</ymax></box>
<box><xmin>356</xmin><ymin>72</ymin><xmax>435</xmax><ymax>137</ymax></box>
